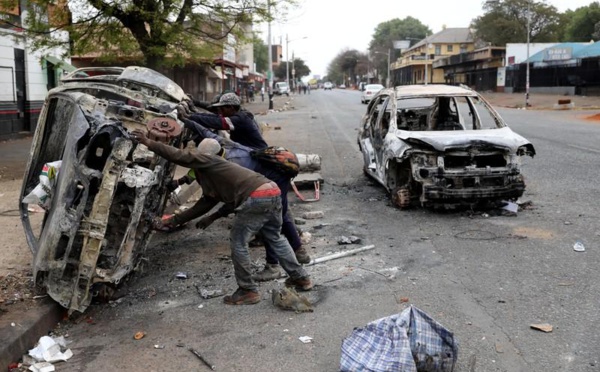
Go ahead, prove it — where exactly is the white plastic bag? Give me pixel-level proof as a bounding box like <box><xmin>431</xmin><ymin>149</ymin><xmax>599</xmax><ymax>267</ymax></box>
<box><xmin>22</xmin><ymin>161</ymin><xmax>62</xmax><ymax>210</ymax></box>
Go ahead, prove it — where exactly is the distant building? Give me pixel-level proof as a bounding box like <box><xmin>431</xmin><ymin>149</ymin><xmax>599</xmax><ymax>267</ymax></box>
<box><xmin>391</xmin><ymin>28</ymin><xmax>475</xmax><ymax>85</ymax></box>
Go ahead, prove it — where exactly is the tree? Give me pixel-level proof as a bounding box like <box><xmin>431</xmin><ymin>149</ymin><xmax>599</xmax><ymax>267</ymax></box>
<box><xmin>274</xmin><ymin>57</ymin><xmax>310</xmax><ymax>80</ymax></box>
<box><xmin>253</xmin><ymin>33</ymin><xmax>269</xmax><ymax>73</ymax></box>
<box><xmin>368</xmin><ymin>17</ymin><xmax>430</xmax><ymax>83</ymax></box>
<box><xmin>326</xmin><ymin>48</ymin><xmax>368</xmax><ymax>87</ymax></box>
<box><xmin>471</xmin><ymin>0</ymin><xmax>563</xmax><ymax>46</ymax></box>
<box><xmin>564</xmin><ymin>2</ymin><xmax>600</xmax><ymax>41</ymax></box>
<box><xmin>0</xmin><ymin>0</ymin><xmax>294</xmax><ymax>70</ymax></box>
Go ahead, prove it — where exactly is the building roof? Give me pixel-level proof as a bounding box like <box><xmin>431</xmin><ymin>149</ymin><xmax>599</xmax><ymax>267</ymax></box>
<box><xmin>408</xmin><ymin>28</ymin><xmax>473</xmax><ymax>51</ymax></box>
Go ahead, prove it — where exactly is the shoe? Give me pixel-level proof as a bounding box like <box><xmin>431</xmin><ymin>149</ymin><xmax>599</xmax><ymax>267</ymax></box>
<box><xmin>252</xmin><ymin>264</ymin><xmax>283</xmax><ymax>282</ymax></box>
<box><xmin>223</xmin><ymin>288</ymin><xmax>260</xmax><ymax>305</ymax></box>
<box><xmin>285</xmin><ymin>276</ymin><xmax>314</xmax><ymax>291</ymax></box>
<box><xmin>294</xmin><ymin>247</ymin><xmax>311</xmax><ymax>264</ymax></box>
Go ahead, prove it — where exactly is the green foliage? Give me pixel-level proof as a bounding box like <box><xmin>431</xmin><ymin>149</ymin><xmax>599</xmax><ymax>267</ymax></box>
<box><xmin>564</xmin><ymin>2</ymin><xmax>600</xmax><ymax>41</ymax></box>
<box><xmin>274</xmin><ymin>57</ymin><xmax>310</xmax><ymax>80</ymax></box>
<box><xmin>471</xmin><ymin>0</ymin><xmax>563</xmax><ymax>46</ymax></box>
<box><xmin>326</xmin><ymin>48</ymin><xmax>368</xmax><ymax>86</ymax></box>
<box><xmin>0</xmin><ymin>0</ymin><xmax>295</xmax><ymax>69</ymax></box>
<box><xmin>368</xmin><ymin>17</ymin><xmax>430</xmax><ymax>83</ymax></box>
<box><xmin>253</xmin><ymin>33</ymin><xmax>269</xmax><ymax>73</ymax></box>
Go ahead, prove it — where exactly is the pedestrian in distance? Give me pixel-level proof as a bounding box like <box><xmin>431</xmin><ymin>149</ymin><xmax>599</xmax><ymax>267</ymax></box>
<box><xmin>129</xmin><ymin>129</ymin><xmax>314</xmax><ymax>305</ymax></box>
<box><xmin>260</xmin><ymin>86</ymin><xmax>265</xmax><ymax>102</ymax></box>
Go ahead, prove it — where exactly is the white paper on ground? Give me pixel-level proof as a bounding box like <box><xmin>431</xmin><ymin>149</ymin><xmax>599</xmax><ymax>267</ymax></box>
<box><xmin>28</xmin><ymin>336</ymin><xmax>73</xmax><ymax>363</ymax></box>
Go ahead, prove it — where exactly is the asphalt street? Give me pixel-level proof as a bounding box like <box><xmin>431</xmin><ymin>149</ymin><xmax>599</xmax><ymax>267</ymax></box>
<box><xmin>2</xmin><ymin>89</ymin><xmax>600</xmax><ymax>371</ymax></box>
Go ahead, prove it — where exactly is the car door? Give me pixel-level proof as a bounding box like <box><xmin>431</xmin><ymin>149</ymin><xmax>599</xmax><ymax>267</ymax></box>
<box><xmin>370</xmin><ymin>95</ymin><xmax>391</xmax><ymax>181</ymax></box>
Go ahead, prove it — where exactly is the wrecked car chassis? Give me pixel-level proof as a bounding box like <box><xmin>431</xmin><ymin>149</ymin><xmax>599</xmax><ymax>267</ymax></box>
<box><xmin>19</xmin><ymin>67</ymin><xmax>185</xmax><ymax>313</ymax></box>
<box><xmin>386</xmin><ymin>146</ymin><xmax>526</xmax><ymax>208</ymax></box>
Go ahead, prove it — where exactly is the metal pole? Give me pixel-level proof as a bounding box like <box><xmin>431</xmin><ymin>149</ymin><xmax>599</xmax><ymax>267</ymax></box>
<box><xmin>267</xmin><ymin>1</ymin><xmax>273</xmax><ymax>110</ymax></box>
<box><xmin>285</xmin><ymin>34</ymin><xmax>289</xmax><ymax>91</ymax></box>
<box><xmin>387</xmin><ymin>48</ymin><xmax>391</xmax><ymax>87</ymax></box>
<box><xmin>424</xmin><ymin>36</ymin><xmax>428</xmax><ymax>85</ymax></box>
<box><xmin>525</xmin><ymin>1</ymin><xmax>530</xmax><ymax>109</ymax></box>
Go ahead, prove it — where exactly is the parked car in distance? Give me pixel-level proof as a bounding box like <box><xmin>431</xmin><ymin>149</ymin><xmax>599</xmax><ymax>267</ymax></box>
<box><xmin>323</xmin><ymin>82</ymin><xmax>333</xmax><ymax>90</ymax></box>
<box><xmin>339</xmin><ymin>84</ymin><xmax>346</xmax><ymax>89</ymax></box>
<box><xmin>357</xmin><ymin>84</ymin><xmax>536</xmax><ymax>209</ymax></box>
<box><xmin>274</xmin><ymin>81</ymin><xmax>290</xmax><ymax>96</ymax></box>
<box><xmin>360</xmin><ymin>84</ymin><xmax>384</xmax><ymax>104</ymax></box>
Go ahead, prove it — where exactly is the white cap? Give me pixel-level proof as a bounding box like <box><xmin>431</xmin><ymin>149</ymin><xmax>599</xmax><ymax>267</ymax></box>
<box><xmin>197</xmin><ymin>138</ymin><xmax>221</xmax><ymax>155</ymax></box>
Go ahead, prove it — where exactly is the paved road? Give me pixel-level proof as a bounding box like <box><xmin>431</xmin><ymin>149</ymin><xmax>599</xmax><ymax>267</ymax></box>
<box><xmin>34</xmin><ymin>89</ymin><xmax>598</xmax><ymax>372</ymax></box>
<box><xmin>2</xmin><ymin>89</ymin><xmax>600</xmax><ymax>371</ymax></box>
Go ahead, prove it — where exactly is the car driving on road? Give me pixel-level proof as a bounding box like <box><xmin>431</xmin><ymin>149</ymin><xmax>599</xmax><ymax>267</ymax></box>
<box><xmin>357</xmin><ymin>84</ymin><xmax>536</xmax><ymax>209</ymax></box>
<box><xmin>323</xmin><ymin>82</ymin><xmax>333</xmax><ymax>90</ymax></box>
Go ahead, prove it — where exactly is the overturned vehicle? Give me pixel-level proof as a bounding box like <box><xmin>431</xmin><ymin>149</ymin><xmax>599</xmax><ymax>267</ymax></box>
<box><xmin>19</xmin><ymin>66</ymin><xmax>187</xmax><ymax>313</ymax></box>
<box><xmin>358</xmin><ymin>84</ymin><xmax>536</xmax><ymax>209</ymax></box>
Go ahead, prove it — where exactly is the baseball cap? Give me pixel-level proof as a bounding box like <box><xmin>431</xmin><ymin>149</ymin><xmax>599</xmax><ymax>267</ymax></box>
<box><xmin>210</xmin><ymin>92</ymin><xmax>241</xmax><ymax>107</ymax></box>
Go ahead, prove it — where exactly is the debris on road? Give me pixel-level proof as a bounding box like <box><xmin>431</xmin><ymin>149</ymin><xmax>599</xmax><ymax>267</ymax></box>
<box><xmin>337</xmin><ymin>235</ymin><xmax>361</xmax><ymax>245</ymax></box>
<box><xmin>175</xmin><ymin>272</ymin><xmax>189</xmax><ymax>280</ymax></box>
<box><xmin>573</xmin><ymin>240</ymin><xmax>586</xmax><ymax>252</ymax></box>
<box><xmin>300</xmin><ymin>231</ymin><xmax>312</xmax><ymax>245</ymax></box>
<box><xmin>28</xmin><ymin>336</ymin><xmax>73</xmax><ymax>365</ymax></box>
<box><xmin>272</xmin><ymin>287</ymin><xmax>314</xmax><ymax>313</ymax></box>
<box><xmin>197</xmin><ymin>287</ymin><xmax>224</xmax><ymax>299</ymax></box>
<box><xmin>306</xmin><ymin>245</ymin><xmax>375</xmax><ymax>266</ymax></box>
<box><xmin>299</xmin><ymin>336</ymin><xmax>313</xmax><ymax>344</ymax></box>
<box><xmin>340</xmin><ymin>305</ymin><xmax>458</xmax><ymax>372</ymax></box>
<box><xmin>302</xmin><ymin>211</ymin><xmax>324</xmax><ymax>219</ymax></box>
<box><xmin>134</xmin><ymin>332</ymin><xmax>145</xmax><ymax>340</ymax></box>
<box><xmin>530</xmin><ymin>323</ymin><xmax>553</xmax><ymax>333</ymax></box>
<box><xmin>189</xmin><ymin>348</ymin><xmax>216</xmax><ymax>370</ymax></box>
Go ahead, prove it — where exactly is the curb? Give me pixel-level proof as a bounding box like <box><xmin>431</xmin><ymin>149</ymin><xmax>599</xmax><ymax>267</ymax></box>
<box><xmin>0</xmin><ymin>299</ymin><xmax>65</xmax><ymax>368</ymax></box>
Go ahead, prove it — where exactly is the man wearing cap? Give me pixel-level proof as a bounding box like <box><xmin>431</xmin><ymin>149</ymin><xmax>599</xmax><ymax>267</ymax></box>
<box><xmin>158</xmin><ymin>121</ymin><xmax>311</xmax><ymax>271</ymax></box>
<box><xmin>184</xmin><ymin>92</ymin><xmax>267</xmax><ymax>150</ymax></box>
<box><xmin>130</xmin><ymin>129</ymin><xmax>313</xmax><ymax>305</ymax></box>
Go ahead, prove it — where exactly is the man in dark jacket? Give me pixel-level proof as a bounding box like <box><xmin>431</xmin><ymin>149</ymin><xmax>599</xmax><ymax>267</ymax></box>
<box><xmin>184</xmin><ymin>92</ymin><xmax>267</xmax><ymax>150</ymax></box>
<box><xmin>130</xmin><ymin>129</ymin><xmax>313</xmax><ymax>305</ymax></box>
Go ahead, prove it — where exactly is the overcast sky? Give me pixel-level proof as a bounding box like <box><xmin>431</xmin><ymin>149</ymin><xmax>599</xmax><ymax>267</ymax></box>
<box><xmin>259</xmin><ymin>0</ymin><xmax>595</xmax><ymax>78</ymax></box>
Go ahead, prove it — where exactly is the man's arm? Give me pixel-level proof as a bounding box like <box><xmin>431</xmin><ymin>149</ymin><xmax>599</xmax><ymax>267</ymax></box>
<box><xmin>195</xmin><ymin>202</ymin><xmax>235</xmax><ymax>230</ymax></box>
<box><xmin>188</xmin><ymin>112</ymin><xmax>233</xmax><ymax>131</ymax></box>
<box><xmin>183</xmin><ymin>118</ymin><xmax>234</xmax><ymax>147</ymax></box>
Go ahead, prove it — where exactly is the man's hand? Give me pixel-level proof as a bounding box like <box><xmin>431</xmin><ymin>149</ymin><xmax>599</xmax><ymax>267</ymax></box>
<box><xmin>166</xmin><ymin>179</ymin><xmax>180</xmax><ymax>192</ymax></box>
<box><xmin>177</xmin><ymin>102</ymin><xmax>192</xmax><ymax>120</ymax></box>
<box><xmin>195</xmin><ymin>214</ymin><xmax>218</xmax><ymax>230</ymax></box>
<box><xmin>130</xmin><ymin>129</ymin><xmax>150</xmax><ymax>146</ymax></box>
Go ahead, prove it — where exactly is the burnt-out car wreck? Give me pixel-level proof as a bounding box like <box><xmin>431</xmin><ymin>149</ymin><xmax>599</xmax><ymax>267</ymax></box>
<box><xmin>358</xmin><ymin>84</ymin><xmax>536</xmax><ymax>209</ymax></box>
<box><xmin>19</xmin><ymin>66</ymin><xmax>187</xmax><ymax>313</ymax></box>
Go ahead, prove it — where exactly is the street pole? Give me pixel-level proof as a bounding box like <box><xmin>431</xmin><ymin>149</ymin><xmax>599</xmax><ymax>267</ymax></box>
<box><xmin>267</xmin><ymin>1</ymin><xmax>273</xmax><ymax>109</ymax></box>
<box><xmin>424</xmin><ymin>36</ymin><xmax>428</xmax><ymax>86</ymax></box>
<box><xmin>525</xmin><ymin>1</ymin><xmax>530</xmax><ymax>109</ymax></box>
<box><xmin>285</xmin><ymin>34</ymin><xmax>289</xmax><ymax>92</ymax></box>
<box><xmin>387</xmin><ymin>48</ymin><xmax>391</xmax><ymax>88</ymax></box>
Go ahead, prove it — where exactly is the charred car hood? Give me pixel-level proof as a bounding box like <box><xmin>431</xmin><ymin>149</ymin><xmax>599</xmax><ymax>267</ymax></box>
<box><xmin>396</xmin><ymin>127</ymin><xmax>535</xmax><ymax>154</ymax></box>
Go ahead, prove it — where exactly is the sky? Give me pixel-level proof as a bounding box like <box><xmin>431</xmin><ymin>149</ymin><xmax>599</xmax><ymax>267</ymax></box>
<box><xmin>259</xmin><ymin>0</ymin><xmax>595</xmax><ymax>78</ymax></box>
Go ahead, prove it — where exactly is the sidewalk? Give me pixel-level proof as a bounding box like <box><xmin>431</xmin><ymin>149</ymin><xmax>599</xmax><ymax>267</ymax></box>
<box><xmin>0</xmin><ymin>90</ymin><xmax>598</xmax><ymax>369</ymax></box>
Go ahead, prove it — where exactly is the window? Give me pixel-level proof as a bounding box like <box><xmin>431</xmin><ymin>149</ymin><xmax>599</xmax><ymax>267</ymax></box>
<box><xmin>447</xmin><ymin>45</ymin><xmax>453</xmax><ymax>52</ymax></box>
<box><xmin>435</xmin><ymin>45</ymin><xmax>441</xmax><ymax>55</ymax></box>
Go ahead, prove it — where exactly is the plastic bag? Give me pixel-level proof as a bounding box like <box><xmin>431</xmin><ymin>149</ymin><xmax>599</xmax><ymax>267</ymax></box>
<box><xmin>22</xmin><ymin>160</ymin><xmax>62</xmax><ymax>210</ymax></box>
<box><xmin>340</xmin><ymin>305</ymin><xmax>458</xmax><ymax>372</ymax></box>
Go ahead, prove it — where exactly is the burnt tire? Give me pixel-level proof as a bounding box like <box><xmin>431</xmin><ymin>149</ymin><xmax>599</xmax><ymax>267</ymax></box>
<box><xmin>391</xmin><ymin>186</ymin><xmax>412</xmax><ymax>209</ymax></box>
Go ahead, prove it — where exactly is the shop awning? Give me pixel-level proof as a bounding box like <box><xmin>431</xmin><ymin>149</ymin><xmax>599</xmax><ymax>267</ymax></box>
<box><xmin>43</xmin><ymin>55</ymin><xmax>78</xmax><ymax>73</ymax></box>
<box><xmin>207</xmin><ymin>67</ymin><xmax>224</xmax><ymax>79</ymax></box>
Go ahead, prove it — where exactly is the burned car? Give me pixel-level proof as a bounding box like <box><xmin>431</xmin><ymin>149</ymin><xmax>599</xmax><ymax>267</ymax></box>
<box><xmin>357</xmin><ymin>84</ymin><xmax>535</xmax><ymax>209</ymax></box>
<box><xmin>19</xmin><ymin>66</ymin><xmax>187</xmax><ymax>313</ymax></box>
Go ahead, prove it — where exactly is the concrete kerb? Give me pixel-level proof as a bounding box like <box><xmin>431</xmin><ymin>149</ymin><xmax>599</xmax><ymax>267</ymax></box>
<box><xmin>0</xmin><ymin>299</ymin><xmax>65</xmax><ymax>368</ymax></box>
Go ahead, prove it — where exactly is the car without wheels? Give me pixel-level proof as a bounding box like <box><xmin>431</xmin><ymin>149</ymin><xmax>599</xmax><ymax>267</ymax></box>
<box><xmin>357</xmin><ymin>84</ymin><xmax>536</xmax><ymax>209</ymax></box>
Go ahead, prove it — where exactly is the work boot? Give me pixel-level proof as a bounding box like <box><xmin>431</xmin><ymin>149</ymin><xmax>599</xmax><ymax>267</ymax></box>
<box><xmin>285</xmin><ymin>276</ymin><xmax>314</xmax><ymax>291</ymax></box>
<box><xmin>223</xmin><ymin>288</ymin><xmax>260</xmax><ymax>305</ymax></box>
<box><xmin>252</xmin><ymin>263</ymin><xmax>283</xmax><ymax>281</ymax></box>
<box><xmin>294</xmin><ymin>247</ymin><xmax>311</xmax><ymax>264</ymax></box>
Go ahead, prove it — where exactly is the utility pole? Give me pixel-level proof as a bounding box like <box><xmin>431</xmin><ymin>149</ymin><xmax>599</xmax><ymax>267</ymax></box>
<box><xmin>285</xmin><ymin>34</ymin><xmax>289</xmax><ymax>90</ymax></box>
<box><xmin>386</xmin><ymin>48</ymin><xmax>391</xmax><ymax>87</ymax></box>
<box><xmin>525</xmin><ymin>0</ymin><xmax>531</xmax><ymax>109</ymax></box>
<box><xmin>424</xmin><ymin>36</ymin><xmax>429</xmax><ymax>85</ymax></box>
<box><xmin>267</xmin><ymin>1</ymin><xmax>273</xmax><ymax>109</ymax></box>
